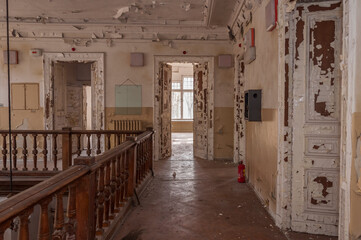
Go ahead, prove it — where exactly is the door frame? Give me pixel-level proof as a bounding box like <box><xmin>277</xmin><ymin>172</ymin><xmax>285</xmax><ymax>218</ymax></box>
<box><xmin>154</xmin><ymin>56</ymin><xmax>214</xmax><ymax>161</ymax></box>
<box><xmin>43</xmin><ymin>53</ymin><xmax>105</xmax><ymax>131</ymax></box>
<box><xmin>233</xmin><ymin>55</ymin><xmax>246</xmax><ymax>164</ymax></box>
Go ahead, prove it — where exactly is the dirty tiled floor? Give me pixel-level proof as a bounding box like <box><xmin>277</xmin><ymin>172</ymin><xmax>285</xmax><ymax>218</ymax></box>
<box><xmin>112</xmin><ymin>133</ymin><xmax>337</xmax><ymax>240</ymax></box>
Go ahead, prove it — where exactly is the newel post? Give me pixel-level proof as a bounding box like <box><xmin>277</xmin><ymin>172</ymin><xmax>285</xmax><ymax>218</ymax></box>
<box><xmin>74</xmin><ymin>157</ymin><xmax>96</xmax><ymax>240</ymax></box>
<box><xmin>62</xmin><ymin>127</ymin><xmax>72</xmax><ymax>169</ymax></box>
<box><xmin>126</xmin><ymin>136</ymin><xmax>137</xmax><ymax>198</ymax></box>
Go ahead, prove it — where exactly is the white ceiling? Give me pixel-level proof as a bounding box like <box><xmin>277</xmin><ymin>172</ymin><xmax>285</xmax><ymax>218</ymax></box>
<box><xmin>1</xmin><ymin>0</ymin><xmax>236</xmax><ymax>27</ymax></box>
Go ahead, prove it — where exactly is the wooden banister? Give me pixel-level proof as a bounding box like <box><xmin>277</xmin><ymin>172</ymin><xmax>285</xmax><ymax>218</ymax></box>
<box><xmin>0</xmin><ymin>129</ymin><xmax>146</xmax><ymax>188</ymax></box>
<box><xmin>0</xmin><ymin>130</ymin><xmax>154</xmax><ymax>240</ymax></box>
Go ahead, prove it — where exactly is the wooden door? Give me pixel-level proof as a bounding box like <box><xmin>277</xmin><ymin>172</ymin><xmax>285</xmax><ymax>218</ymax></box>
<box><xmin>290</xmin><ymin>2</ymin><xmax>342</xmax><ymax>235</ymax></box>
<box><xmin>193</xmin><ymin>63</ymin><xmax>209</xmax><ymax>159</ymax></box>
<box><xmin>159</xmin><ymin>63</ymin><xmax>172</xmax><ymax>159</ymax></box>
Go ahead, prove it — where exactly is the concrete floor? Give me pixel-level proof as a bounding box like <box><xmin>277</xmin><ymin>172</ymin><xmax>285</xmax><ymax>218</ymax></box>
<box><xmin>112</xmin><ymin>133</ymin><xmax>337</xmax><ymax>240</ymax></box>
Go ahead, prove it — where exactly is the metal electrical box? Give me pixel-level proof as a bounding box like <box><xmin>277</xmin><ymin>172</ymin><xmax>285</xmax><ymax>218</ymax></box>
<box><xmin>245</xmin><ymin>90</ymin><xmax>262</xmax><ymax>121</ymax></box>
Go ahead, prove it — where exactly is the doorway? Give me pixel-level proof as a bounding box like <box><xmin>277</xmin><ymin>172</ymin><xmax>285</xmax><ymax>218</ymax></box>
<box><xmin>43</xmin><ymin>53</ymin><xmax>105</xmax><ymax>131</ymax></box>
<box><xmin>154</xmin><ymin>56</ymin><xmax>214</xmax><ymax>161</ymax></box>
<box><xmin>53</xmin><ymin>62</ymin><xmax>92</xmax><ymax>131</ymax></box>
<box><xmin>170</xmin><ymin>63</ymin><xmax>194</xmax><ymax>160</ymax></box>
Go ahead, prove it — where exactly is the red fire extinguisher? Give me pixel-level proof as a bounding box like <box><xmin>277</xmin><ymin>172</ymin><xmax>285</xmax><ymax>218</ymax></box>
<box><xmin>238</xmin><ymin>161</ymin><xmax>245</xmax><ymax>183</ymax></box>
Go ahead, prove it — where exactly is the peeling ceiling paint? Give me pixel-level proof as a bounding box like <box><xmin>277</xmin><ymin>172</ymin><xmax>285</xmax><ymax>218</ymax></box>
<box><xmin>0</xmin><ymin>0</ymin><xmax>237</xmax><ymax>41</ymax></box>
<box><xmin>0</xmin><ymin>0</ymin><xmax>234</xmax><ymax>27</ymax></box>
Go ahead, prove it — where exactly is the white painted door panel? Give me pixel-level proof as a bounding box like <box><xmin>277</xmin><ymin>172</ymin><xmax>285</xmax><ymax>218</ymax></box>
<box><xmin>193</xmin><ymin>63</ymin><xmax>208</xmax><ymax>159</ymax></box>
<box><xmin>159</xmin><ymin>63</ymin><xmax>172</xmax><ymax>159</ymax></box>
<box><xmin>290</xmin><ymin>3</ymin><xmax>341</xmax><ymax>236</ymax></box>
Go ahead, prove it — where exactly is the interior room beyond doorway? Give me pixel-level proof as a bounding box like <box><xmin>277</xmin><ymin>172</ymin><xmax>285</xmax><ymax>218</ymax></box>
<box><xmin>170</xmin><ymin>63</ymin><xmax>194</xmax><ymax>160</ymax></box>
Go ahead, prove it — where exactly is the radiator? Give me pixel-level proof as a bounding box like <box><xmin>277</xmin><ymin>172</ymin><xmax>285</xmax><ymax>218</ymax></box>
<box><xmin>113</xmin><ymin>120</ymin><xmax>142</xmax><ymax>131</ymax></box>
<box><xmin>112</xmin><ymin>120</ymin><xmax>142</xmax><ymax>146</ymax></box>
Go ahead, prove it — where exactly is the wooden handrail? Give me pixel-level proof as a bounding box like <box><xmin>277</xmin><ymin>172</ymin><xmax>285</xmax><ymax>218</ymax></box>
<box><xmin>0</xmin><ymin>165</ymin><xmax>89</xmax><ymax>223</ymax></box>
<box><xmin>90</xmin><ymin>141</ymin><xmax>136</xmax><ymax>171</ymax></box>
<box><xmin>0</xmin><ymin>129</ymin><xmax>155</xmax><ymax>240</ymax></box>
<box><xmin>0</xmin><ymin>130</ymin><xmax>144</xmax><ymax>135</ymax></box>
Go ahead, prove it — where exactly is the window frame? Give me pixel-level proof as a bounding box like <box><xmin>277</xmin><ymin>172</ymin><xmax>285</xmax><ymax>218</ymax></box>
<box><xmin>171</xmin><ymin>75</ymin><xmax>194</xmax><ymax>120</ymax></box>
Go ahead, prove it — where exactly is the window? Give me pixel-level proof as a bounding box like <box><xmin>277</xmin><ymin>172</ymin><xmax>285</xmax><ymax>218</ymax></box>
<box><xmin>172</xmin><ymin>76</ymin><xmax>193</xmax><ymax>120</ymax></box>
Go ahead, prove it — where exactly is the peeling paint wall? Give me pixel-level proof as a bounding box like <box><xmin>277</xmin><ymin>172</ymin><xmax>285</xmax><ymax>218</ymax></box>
<box><xmin>0</xmin><ymin>43</ymin><xmax>44</xmax><ymax>130</ymax></box>
<box><xmin>341</xmin><ymin>0</ymin><xmax>361</xmax><ymax>239</ymax></box>
<box><xmin>233</xmin><ymin>56</ymin><xmax>245</xmax><ymax>164</ymax></box>
<box><xmin>232</xmin><ymin>0</ymin><xmax>279</xmax><ymax>218</ymax></box>
<box><xmin>193</xmin><ymin>63</ymin><xmax>209</xmax><ymax>159</ymax></box>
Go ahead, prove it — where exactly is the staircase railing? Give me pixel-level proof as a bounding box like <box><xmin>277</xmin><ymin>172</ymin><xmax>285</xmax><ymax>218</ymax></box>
<box><xmin>0</xmin><ymin>129</ymin><xmax>154</xmax><ymax>240</ymax></box>
<box><xmin>0</xmin><ymin>128</ymin><xmax>143</xmax><ymax>175</ymax></box>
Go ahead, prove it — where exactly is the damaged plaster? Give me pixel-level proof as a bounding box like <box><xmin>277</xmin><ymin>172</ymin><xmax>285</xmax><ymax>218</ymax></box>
<box><xmin>233</xmin><ymin>55</ymin><xmax>246</xmax><ymax>164</ymax></box>
<box><xmin>289</xmin><ymin>1</ymin><xmax>341</xmax><ymax>236</ymax></box>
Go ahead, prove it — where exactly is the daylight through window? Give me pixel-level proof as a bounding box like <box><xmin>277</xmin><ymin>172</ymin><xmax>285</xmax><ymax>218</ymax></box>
<box><xmin>172</xmin><ymin>76</ymin><xmax>193</xmax><ymax>120</ymax></box>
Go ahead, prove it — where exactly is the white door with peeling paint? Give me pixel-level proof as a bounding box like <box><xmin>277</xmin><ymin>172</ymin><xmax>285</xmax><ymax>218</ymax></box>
<box><xmin>159</xmin><ymin>63</ymin><xmax>172</xmax><ymax>159</ymax></box>
<box><xmin>290</xmin><ymin>3</ymin><xmax>341</xmax><ymax>235</ymax></box>
<box><xmin>193</xmin><ymin>63</ymin><xmax>209</xmax><ymax>159</ymax></box>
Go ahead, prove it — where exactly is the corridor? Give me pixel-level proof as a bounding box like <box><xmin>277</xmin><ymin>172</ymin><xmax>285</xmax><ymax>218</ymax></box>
<box><xmin>113</xmin><ymin>134</ymin><xmax>336</xmax><ymax>240</ymax></box>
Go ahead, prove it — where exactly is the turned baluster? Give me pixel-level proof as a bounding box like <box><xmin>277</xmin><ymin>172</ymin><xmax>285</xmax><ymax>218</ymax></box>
<box><xmin>2</xmin><ymin>134</ymin><xmax>8</xmax><ymax>170</ymax></box>
<box><xmin>124</xmin><ymin>151</ymin><xmax>129</xmax><ymax>199</ymax></box>
<box><xmin>143</xmin><ymin>140</ymin><xmax>147</xmax><ymax>177</ymax></box>
<box><xmin>141</xmin><ymin>141</ymin><xmax>145</xmax><ymax>180</ymax></box>
<box><xmin>12</xmin><ymin>134</ymin><xmax>17</xmax><ymax>170</ymax></box>
<box><xmin>110</xmin><ymin>157</ymin><xmax>117</xmax><ymax>218</ymax></box>
<box><xmin>136</xmin><ymin>143</ymin><xmax>140</xmax><ymax>185</ymax></box>
<box><xmin>0</xmin><ymin>220</ymin><xmax>11</xmax><ymax>240</ymax></box>
<box><xmin>147</xmin><ymin>138</ymin><xmax>151</xmax><ymax>173</ymax></box>
<box><xmin>76</xmin><ymin>134</ymin><xmax>81</xmax><ymax>156</ymax></box>
<box><xmin>52</xmin><ymin>134</ymin><xmax>58</xmax><ymax>171</ymax></box>
<box><xmin>67</xmin><ymin>184</ymin><xmax>76</xmax><ymax>238</ymax></box>
<box><xmin>117</xmin><ymin>134</ymin><xmax>121</xmax><ymax>146</ymax></box>
<box><xmin>38</xmin><ymin>197</ymin><xmax>52</xmax><ymax>240</ymax></box>
<box><xmin>53</xmin><ymin>189</ymin><xmax>65</xmax><ymax>239</ymax></box>
<box><xmin>106</xmin><ymin>134</ymin><xmax>111</xmax><ymax>150</ymax></box>
<box><xmin>94</xmin><ymin>170</ymin><xmax>99</xmax><ymax>233</ymax></box>
<box><xmin>120</xmin><ymin>151</ymin><xmax>126</xmax><ymax>203</ymax></box>
<box><xmin>42</xmin><ymin>134</ymin><xmax>48</xmax><ymax>171</ymax></box>
<box><xmin>142</xmin><ymin>141</ymin><xmax>145</xmax><ymax>179</ymax></box>
<box><xmin>144</xmin><ymin>139</ymin><xmax>149</xmax><ymax>174</ymax></box>
<box><xmin>96</xmin><ymin>166</ymin><xmax>105</xmax><ymax>235</ymax></box>
<box><xmin>138</xmin><ymin>141</ymin><xmax>141</xmax><ymax>181</ymax></box>
<box><xmin>32</xmin><ymin>134</ymin><xmax>38</xmax><ymax>171</ymax></box>
<box><xmin>103</xmin><ymin>162</ymin><xmax>111</xmax><ymax>226</ymax></box>
<box><xmin>22</xmin><ymin>134</ymin><xmax>28</xmax><ymax>171</ymax></box>
<box><xmin>115</xmin><ymin>154</ymin><xmax>121</xmax><ymax>209</ymax></box>
<box><xmin>96</xmin><ymin>133</ymin><xmax>101</xmax><ymax>155</ymax></box>
<box><xmin>18</xmin><ymin>208</ymin><xmax>32</xmax><ymax>240</ymax></box>
<box><xmin>86</xmin><ymin>134</ymin><xmax>91</xmax><ymax>156</ymax></box>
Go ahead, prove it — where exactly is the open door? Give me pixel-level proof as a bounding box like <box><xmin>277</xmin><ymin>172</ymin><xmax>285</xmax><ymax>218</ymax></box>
<box><xmin>193</xmin><ymin>63</ymin><xmax>209</xmax><ymax>159</ymax></box>
<box><xmin>159</xmin><ymin>63</ymin><xmax>172</xmax><ymax>159</ymax></box>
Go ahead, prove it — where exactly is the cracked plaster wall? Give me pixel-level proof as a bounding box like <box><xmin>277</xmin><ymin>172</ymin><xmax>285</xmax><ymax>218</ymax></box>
<box><xmin>345</xmin><ymin>0</ymin><xmax>361</xmax><ymax>238</ymax></box>
<box><xmin>232</xmin><ymin>0</ymin><xmax>279</xmax><ymax>218</ymax></box>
